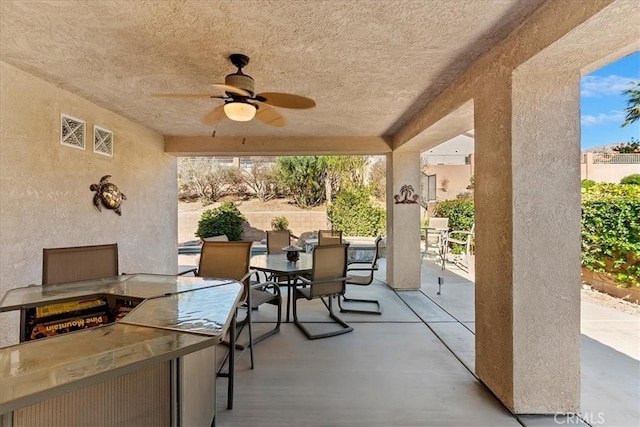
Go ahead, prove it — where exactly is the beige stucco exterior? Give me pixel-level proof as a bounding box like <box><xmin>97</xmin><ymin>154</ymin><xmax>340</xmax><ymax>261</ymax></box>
<box><xmin>0</xmin><ymin>0</ymin><xmax>638</xmax><ymax>417</ymax></box>
<box><xmin>0</xmin><ymin>62</ymin><xmax>178</xmax><ymax>347</ymax></box>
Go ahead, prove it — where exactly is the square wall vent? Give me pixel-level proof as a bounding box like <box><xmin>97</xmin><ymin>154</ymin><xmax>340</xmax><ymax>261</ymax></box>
<box><xmin>60</xmin><ymin>114</ymin><xmax>85</xmax><ymax>149</ymax></box>
<box><xmin>93</xmin><ymin>125</ymin><xmax>113</xmax><ymax>157</ymax></box>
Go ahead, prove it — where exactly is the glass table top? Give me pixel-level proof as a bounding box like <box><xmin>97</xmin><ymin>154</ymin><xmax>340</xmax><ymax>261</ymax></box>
<box><xmin>121</xmin><ymin>283</ymin><xmax>242</xmax><ymax>336</ymax></box>
<box><xmin>250</xmin><ymin>253</ymin><xmax>313</xmax><ymax>274</ymax></box>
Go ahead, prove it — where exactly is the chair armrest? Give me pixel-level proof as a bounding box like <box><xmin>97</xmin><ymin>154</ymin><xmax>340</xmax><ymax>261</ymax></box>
<box><xmin>240</xmin><ymin>269</ymin><xmax>257</xmax><ymax>284</ymax></box>
<box><xmin>295</xmin><ymin>275</ymin><xmax>312</xmax><ymax>285</ymax></box>
<box><xmin>347</xmin><ymin>266</ymin><xmax>378</xmax><ymax>272</ymax></box>
<box><xmin>447</xmin><ymin>231</ymin><xmax>473</xmax><ymax>245</ymax></box>
<box><xmin>295</xmin><ymin>276</ymin><xmax>350</xmax><ymax>286</ymax></box>
<box><xmin>448</xmin><ymin>230</ymin><xmax>472</xmax><ymax>240</ymax></box>
<box><xmin>250</xmin><ymin>280</ymin><xmax>281</xmax><ymax>297</ymax></box>
<box><xmin>347</xmin><ymin>260</ymin><xmax>372</xmax><ymax>266</ymax></box>
<box><xmin>448</xmin><ymin>230</ymin><xmax>471</xmax><ymax>236</ymax></box>
<box><xmin>250</xmin><ymin>280</ymin><xmax>278</xmax><ymax>290</ymax></box>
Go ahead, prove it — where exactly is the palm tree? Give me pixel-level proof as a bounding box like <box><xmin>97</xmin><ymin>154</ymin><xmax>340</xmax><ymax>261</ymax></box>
<box><xmin>622</xmin><ymin>81</ymin><xmax>640</xmax><ymax>127</ymax></box>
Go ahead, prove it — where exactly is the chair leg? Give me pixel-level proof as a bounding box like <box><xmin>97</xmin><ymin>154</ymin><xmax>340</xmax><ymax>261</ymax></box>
<box><xmin>216</xmin><ymin>310</ymin><xmax>236</xmax><ymax>410</ymax></box>
<box><xmin>338</xmin><ymin>292</ymin><xmax>382</xmax><ymax>315</ymax></box>
<box><xmin>251</xmin><ymin>297</ymin><xmax>282</xmax><ymax>345</ymax></box>
<box><xmin>293</xmin><ymin>293</ymin><xmax>353</xmax><ymax>340</ymax></box>
<box><xmin>247</xmin><ymin>305</ymin><xmax>255</xmax><ymax>370</ymax></box>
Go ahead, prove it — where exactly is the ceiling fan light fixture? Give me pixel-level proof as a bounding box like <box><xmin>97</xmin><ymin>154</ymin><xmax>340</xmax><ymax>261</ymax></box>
<box><xmin>224</xmin><ymin>101</ymin><xmax>257</xmax><ymax>122</ymax></box>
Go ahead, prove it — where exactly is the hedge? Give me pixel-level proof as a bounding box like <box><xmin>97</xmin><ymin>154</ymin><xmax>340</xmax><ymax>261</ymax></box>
<box><xmin>327</xmin><ymin>189</ymin><xmax>386</xmax><ymax>237</ymax></box>
<box><xmin>432</xmin><ymin>199</ymin><xmax>474</xmax><ymax>232</ymax></box>
<box><xmin>581</xmin><ymin>183</ymin><xmax>640</xmax><ymax>287</ymax></box>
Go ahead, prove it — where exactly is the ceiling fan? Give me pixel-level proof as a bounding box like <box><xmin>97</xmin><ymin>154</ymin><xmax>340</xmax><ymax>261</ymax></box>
<box><xmin>153</xmin><ymin>53</ymin><xmax>316</xmax><ymax>127</ymax></box>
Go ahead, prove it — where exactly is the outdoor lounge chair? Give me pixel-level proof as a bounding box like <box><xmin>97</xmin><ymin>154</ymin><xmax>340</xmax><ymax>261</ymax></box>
<box><xmin>196</xmin><ymin>241</ymin><xmax>282</xmax><ymax>409</ymax></box>
<box><xmin>42</xmin><ymin>243</ymin><xmax>119</xmax><ymax>284</ymax></box>
<box><xmin>292</xmin><ymin>243</ymin><xmax>353</xmax><ymax>340</ymax></box>
<box><xmin>338</xmin><ymin>236</ymin><xmax>383</xmax><ymax>315</ymax></box>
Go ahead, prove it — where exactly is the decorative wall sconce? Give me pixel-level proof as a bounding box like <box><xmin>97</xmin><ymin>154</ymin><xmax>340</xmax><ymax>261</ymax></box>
<box><xmin>90</xmin><ymin>175</ymin><xmax>127</xmax><ymax>215</ymax></box>
<box><xmin>394</xmin><ymin>184</ymin><xmax>419</xmax><ymax>204</ymax></box>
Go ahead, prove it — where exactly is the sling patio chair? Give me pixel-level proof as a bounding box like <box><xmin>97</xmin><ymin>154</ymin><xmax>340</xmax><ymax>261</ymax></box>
<box><xmin>292</xmin><ymin>243</ymin><xmax>353</xmax><ymax>340</ymax></box>
<box><xmin>446</xmin><ymin>223</ymin><xmax>475</xmax><ymax>272</ymax></box>
<box><xmin>263</xmin><ymin>229</ymin><xmax>293</xmax><ymax>282</ymax></box>
<box><xmin>266</xmin><ymin>230</ymin><xmax>291</xmax><ymax>254</ymax></box>
<box><xmin>42</xmin><ymin>243</ymin><xmax>119</xmax><ymax>284</ymax></box>
<box><xmin>338</xmin><ymin>236</ymin><xmax>383</xmax><ymax>315</ymax></box>
<box><xmin>196</xmin><ymin>241</ymin><xmax>282</xmax><ymax>408</ymax></box>
<box><xmin>318</xmin><ymin>229</ymin><xmax>342</xmax><ymax>246</ymax></box>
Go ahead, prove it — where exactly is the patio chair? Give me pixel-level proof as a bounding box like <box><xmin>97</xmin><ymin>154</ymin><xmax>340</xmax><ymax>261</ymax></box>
<box><xmin>42</xmin><ymin>243</ymin><xmax>119</xmax><ymax>284</ymax></box>
<box><xmin>338</xmin><ymin>236</ymin><xmax>383</xmax><ymax>315</ymax></box>
<box><xmin>446</xmin><ymin>223</ymin><xmax>475</xmax><ymax>271</ymax></box>
<box><xmin>318</xmin><ymin>229</ymin><xmax>342</xmax><ymax>245</ymax></box>
<box><xmin>292</xmin><ymin>243</ymin><xmax>353</xmax><ymax>340</ymax></box>
<box><xmin>421</xmin><ymin>217</ymin><xmax>449</xmax><ymax>270</ymax></box>
<box><xmin>266</xmin><ymin>230</ymin><xmax>291</xmax><ymax>254</ymax></box>
<box><xmin>196</xmin><ymin>241</ymin><xmax>282</xmax><ymax>409</ymax></box>
<box><xmin>263</xmin><ymin>229</ymin><xmax>295</xmax><ymax>284</ymax></box>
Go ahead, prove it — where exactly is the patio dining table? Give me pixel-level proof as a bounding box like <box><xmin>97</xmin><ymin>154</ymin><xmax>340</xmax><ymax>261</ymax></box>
<box><xmin>250</xmin><ymin>253</ymin><xmax>313</xmax><ymax>323</ymax></box>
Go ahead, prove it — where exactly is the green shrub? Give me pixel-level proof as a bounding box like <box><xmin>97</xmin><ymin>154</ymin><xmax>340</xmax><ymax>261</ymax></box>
<box><xmin>277</xmin><ymin>156</ymin><xmax>327</xmax><ymax>208</ymax></box>
<box><xmin>432</xmin><ymin>199</ymin><xmax>475</xmax><ymax>232</ymax></box>
<box><xmin>271</xmin><ymin>216</ymin><xmax>289</xmax><ymax>231</ymax></box>
<box><xmin>195</xmin><ymin>202</ymin><xmax>247</xmax><ymax>241</ymax></box>
<box><xmin>620</xmin><ymin>174</ymin><xmax>640</xmax><ymax>185</ymax></box>
<box><xmin>327</xmin><ymin>189</ymin><xmax>386</xmax><ymax>237</ymax></box>
<box><xmin>582</xmin><ymin>183</ymin><xmax>640</xmax><ymax>287</ymax></box>
<box><xmin>581</xmin><ymin>179</ymin><xmax>597</xmax><ymax>189</ymax></box>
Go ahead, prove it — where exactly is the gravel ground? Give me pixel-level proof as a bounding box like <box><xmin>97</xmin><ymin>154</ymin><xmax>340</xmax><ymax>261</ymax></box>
<box><xmin>581</xmin><ymin>285</ymin><xmax>640</xmax><ymax>316</ymax></box>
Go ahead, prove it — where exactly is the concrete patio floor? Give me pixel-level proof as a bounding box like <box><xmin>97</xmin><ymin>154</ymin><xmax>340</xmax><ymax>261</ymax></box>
<box><xmin>178</xmin><ymin>252</ymin><xmax>640</xmax><ymax>427</ymax></box>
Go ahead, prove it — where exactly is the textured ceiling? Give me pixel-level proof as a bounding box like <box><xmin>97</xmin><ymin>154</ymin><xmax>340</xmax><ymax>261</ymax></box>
<box><xmin>0</xmin><ymin>0</ymin><xmax>545</xmax><ymax>137</ymax></box>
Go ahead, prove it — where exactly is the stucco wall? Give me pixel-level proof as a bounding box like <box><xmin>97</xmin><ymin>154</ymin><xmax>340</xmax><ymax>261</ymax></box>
<box><xmin>422</xmin><ymin>164</ymin><xmax>473</xmax><ymax>199</ymax></box>
<box><xmin>0</xmin><ymin>62</ymin><xmax>177</xmax><ymax>347</ymax></box>
<box><xmin>580</xmin><ymin>163</ymin><xmax>640</xmax><ymax>183</ymax></box>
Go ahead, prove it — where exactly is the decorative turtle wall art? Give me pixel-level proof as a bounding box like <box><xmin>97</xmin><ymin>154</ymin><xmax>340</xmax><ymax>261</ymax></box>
<box><xmin>90</xmin><ymin>175</ymin><xmax>127</xmax><ymax>215</ymax></box>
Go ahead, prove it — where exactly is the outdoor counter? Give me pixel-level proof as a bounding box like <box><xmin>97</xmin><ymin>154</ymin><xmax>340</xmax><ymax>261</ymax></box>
<box><xmin>0</xmin><ymin>274</ymin><xmax>243</xmax><ymax>427</ymax></box>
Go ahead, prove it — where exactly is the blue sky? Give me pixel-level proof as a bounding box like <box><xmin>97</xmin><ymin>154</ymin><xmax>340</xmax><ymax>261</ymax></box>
<box><xmin>581</xmin><ymin>51</ymin><xmax>640</xmax><ymax>150</ymax></box>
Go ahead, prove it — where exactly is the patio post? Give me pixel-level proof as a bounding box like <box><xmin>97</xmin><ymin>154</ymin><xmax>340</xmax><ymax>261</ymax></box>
<box><xmin>473</xmin><ymin>68</ymin><xmax>581</xmax><ymax>413</ymax></box>
<box><xmin>385</xmin><ymin>150</ymin><xmax>421</xmax><ymax>290</ymax></box>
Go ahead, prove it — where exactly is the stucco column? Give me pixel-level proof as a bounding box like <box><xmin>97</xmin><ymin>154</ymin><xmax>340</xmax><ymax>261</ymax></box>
<box><xmin>385</xmin><ymin>150</ymin><xmax>421</xmax><ymax>289</ymax></box>
<box><xmin>474</xmin><ymin>69</ymin><xmax>581</xmax><ymax>413</ymax></box>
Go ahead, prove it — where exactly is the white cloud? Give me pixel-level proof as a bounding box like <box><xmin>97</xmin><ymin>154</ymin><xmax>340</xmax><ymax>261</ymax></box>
<box><xmin>581</xmin><ymin>110</ymin><xmax>625</xmax><ymax>126</ymax></box>
<box><xmin>581</xmin><ymin>75</ymin><xmax>635</xmax><ymax>97</ymax></box>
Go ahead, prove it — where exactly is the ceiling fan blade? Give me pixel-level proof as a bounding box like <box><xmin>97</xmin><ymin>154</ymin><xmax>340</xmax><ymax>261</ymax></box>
<box><xmin>152</xmin><ymin>93</ymin><xmax>214</xmax><ymax>98</ymax></box>
<box><xmin>201</xmin><ymin>105</ymin><xmax>225</xmax><ymax>126</ymax></box>
<box><xmin>213</xmin><ymin>83</ymin><xmax>251</xmax><ymax>97</ymax></box>
<box><xmin>256</xmin><ymin>92</ymin><xmax>316</xmax><ymax>109</ymax></box>
<box><xmin>255</xmin><ymin>103</ymin><xmax>286</xmax><ymax>127</ymax></box>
